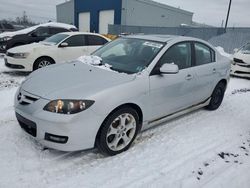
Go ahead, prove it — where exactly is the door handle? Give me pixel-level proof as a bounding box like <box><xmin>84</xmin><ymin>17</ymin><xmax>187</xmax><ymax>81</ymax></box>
<box><xmin>213</xmin><ymin>68</ymin><xmax>216</xmax><ymax>73</ymax></box>
<box><xmin>186</xmin><ymin>74</ymin><xmax>193</xmax><ymax>80</ymax></box>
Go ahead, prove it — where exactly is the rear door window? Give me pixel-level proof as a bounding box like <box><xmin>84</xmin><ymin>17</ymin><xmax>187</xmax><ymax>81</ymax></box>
<box><xmin>194</xmin><ymin>43</ymin><xmax>215</xmax><ymax>66</ymax></box>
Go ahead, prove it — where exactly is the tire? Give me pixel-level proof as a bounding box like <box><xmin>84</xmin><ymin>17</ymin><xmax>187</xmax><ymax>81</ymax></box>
<box><xmin>206</xmin><ymin>82</ymin><xmax>226</xmax><ymax>110</ymax></box>
<box><xmin>33</xmin><ymin>57</ymin><xmax>54</xmax><ymax>71</ymax></box>
<box><xmin>96</xmin><ymin>107</ymin><xmax>140</xmax><ymax>156</ymax></box>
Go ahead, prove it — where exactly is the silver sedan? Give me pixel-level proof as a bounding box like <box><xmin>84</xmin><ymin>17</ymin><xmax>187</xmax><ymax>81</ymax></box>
<box><xmin>14</xmin><ymin>35</ymin><xmax>231</xmax><ymax>155</ymax></box>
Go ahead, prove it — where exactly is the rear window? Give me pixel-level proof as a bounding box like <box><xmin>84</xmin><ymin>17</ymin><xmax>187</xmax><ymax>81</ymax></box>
<box><xmin>50</xmin><ymin>27</ymin><xmax>69</xmax><ymax>34</ymax></box>
<box><xmin>86</xmin><ymin>35</ymin><xmax>108</xmax><ymax>46</ymax></box>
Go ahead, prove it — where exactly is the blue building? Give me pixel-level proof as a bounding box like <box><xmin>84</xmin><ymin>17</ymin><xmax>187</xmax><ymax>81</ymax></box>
<box><xmin>57</xmin><ymin>0</ymin><xmax>194</xmax><ymax>34</ymax></box>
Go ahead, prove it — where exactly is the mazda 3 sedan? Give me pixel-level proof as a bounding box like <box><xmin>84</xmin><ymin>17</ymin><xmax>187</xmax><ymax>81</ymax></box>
<box><xmin>15</xmin><ymin>35</ymin><xmax>231</xmax><ymax>155</ymax></box>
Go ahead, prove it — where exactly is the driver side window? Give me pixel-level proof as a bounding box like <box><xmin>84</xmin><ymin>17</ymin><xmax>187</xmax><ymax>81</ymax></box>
<box><xmin>157</xmin><ymin>42</ymin><xmax>192</xmax><ymax>70</ymax></box>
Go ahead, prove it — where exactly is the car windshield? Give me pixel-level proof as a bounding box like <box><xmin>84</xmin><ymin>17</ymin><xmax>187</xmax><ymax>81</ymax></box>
<box><xmin>42</xmin><ymin>33</ymin><xmax>69</xmax><ymax>45</ymax></box>
<box><xmin>92</xmin><ymin>38</ymin><xmax>164</xmax><ymax>74</ymax></box>
<box><xmin>241</xmin><ymin>43</ymin><xmax>250</xmax><ymax>53</ymax></box>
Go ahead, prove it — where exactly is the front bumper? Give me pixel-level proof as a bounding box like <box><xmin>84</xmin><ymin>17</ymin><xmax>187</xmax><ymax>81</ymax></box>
<box><xmin>231</xmin><ymin>62</ymin><xmax>250</xmax><ymax>78</ymax></box>
<box><xmin>4</xmin><ymin>55</ymin><xmax>33</xmax><ymax>72</ymax></box>
<box><xmin>14</xmin><ymin>89</ymin><xmax>104</xmax><ymax>151</ymax></box>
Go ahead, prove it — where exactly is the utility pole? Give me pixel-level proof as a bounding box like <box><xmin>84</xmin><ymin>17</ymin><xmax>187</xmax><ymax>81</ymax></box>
<box><xmin>225</xmin><ymin>0</ymin><xmax>232</xmax><ymax>31</ymax></box>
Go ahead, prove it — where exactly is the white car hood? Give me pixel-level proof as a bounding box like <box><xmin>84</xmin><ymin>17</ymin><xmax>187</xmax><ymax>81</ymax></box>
<box><xmin>234</xmin><ymin>51</ymin><xmax>250</xmax><ymax>64</ymax></box>
<box><xmin>21</xmin><ymin>61</ymin><xmax>136</xmax><ymax>100</ymax></box>
<box><xmin>8</xmin><ymin>42</ymin><xmax>54</xmax><ymax>53</ymax></box>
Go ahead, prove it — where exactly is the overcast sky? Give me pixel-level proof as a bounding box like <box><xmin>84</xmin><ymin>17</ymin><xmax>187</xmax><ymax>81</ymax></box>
<box><xmin>0</xmin><ymin>0</ymin><xmax>249</xmax><ymax>27</ymax></box>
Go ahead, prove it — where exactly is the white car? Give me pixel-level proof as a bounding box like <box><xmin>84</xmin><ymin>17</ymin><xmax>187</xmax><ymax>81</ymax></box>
<box><xmin>4</xmin><ymin>32</ymin><xmax>110</xmax><ymax>72</ymax></box>
<box><xmin>231</xmin><ymin>42</ymin><xmax>250</xmax><ymax>78</ymax></box>
<box><xmin>14</xmin><ymin>35</ymin><xmax>231</xmax><ymax>155</ymax></box>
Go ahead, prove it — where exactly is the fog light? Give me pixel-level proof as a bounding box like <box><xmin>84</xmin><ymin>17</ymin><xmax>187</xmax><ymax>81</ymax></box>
<box><xmin>45</xmin><ymin>133</ymin><xmax>68</xmax><ymax>144</ymax></box>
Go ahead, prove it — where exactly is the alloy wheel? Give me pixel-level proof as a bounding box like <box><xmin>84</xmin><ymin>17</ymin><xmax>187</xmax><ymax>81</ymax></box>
<box><xmin>106</xmin><ymin>113</ymin><xmax>136</xmax><ymax>151</ymax></box>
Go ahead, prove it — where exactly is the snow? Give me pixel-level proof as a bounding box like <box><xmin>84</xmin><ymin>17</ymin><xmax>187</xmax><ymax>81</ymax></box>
<box><xmin>0</xmin><ymin>56</ymin><xmax>250</xmax><ymax>188</ymax></box>
<box><xmin>216</xmin><ymin>46</ymin><xmax>233</xmax><ymax>60</ymax></box>
<box><xmin>77</xmin><ymin>55</ymin><xmax>114</xmax><ymax>72</ymax></box>
<box><xmin>0</xmin><ymin>22</ymin><xmax>77</xmax><ymax>38</ymax></box>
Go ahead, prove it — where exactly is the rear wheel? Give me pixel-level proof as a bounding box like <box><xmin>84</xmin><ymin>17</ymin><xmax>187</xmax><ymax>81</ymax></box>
<box><xmin>33</xmin><ymin>57</ymin><xmax>54</xmax><ymax>71</ymax></box>
<box><xmin>96</xmin><ymin>107</ymin><xmax>140</xmax><ymax>156</ymax></box>
<box><xmin>206</xmin><ymin>82</ymin><xmax>226</xmax><ymax>110</ymax></box>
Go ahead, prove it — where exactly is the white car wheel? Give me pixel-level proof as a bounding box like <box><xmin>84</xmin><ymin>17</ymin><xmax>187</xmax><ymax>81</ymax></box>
<box><xmin>34</xmin><ymin>57</ymin><xmax>54</xmax><ymax>71</ymax></box>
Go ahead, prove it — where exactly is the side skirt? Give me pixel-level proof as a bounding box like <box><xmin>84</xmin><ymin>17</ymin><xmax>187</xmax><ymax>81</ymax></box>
<box><xmin>142</xmin><ymin>98</ymin><xmax>211</xmax><ymax>130</ymax></box>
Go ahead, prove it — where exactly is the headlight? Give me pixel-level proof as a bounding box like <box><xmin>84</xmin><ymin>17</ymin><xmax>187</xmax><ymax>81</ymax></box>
<box><xmin>12</xmin><ymin>52</ymin><xmax>30</xmax><ymax>59</ymax></box>
<box><xmin>0</xmin><ymin>36</ymin><xmax>12</xmax><ymax>42</ymax></box>
<box><xmin>43</xmin><ymin>100</ymin><xmax>95</xmax><ymax>114</ymax></box>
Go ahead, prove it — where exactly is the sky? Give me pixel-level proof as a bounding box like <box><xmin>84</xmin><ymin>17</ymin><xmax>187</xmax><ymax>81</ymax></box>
<box><xmin>0</xmin><ymin>0</ymin><xmax>249</xmax><ymax>27</ymax></box>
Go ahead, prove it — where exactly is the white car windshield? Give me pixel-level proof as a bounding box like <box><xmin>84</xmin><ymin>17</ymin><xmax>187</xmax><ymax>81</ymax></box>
<box><xmin>42</xmin><ymin>33</ymin><xmax>69</xmax><ymax>45</ymax></box>
<box><xmin>240</xmin><ymin>43</ymin><xmax>250</xmax><ymax>53</ymax></box>
<box><xmin>93</xmin><ymin>38</ymin><xmax>164</xmax><ymax>74</ymax></box>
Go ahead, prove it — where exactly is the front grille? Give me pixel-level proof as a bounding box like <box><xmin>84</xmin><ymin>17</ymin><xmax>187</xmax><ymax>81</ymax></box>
<box><xmin>16</xmin><ymin>113</ymin><xmax>37</xmax><ymax>137</ymax></box>
<box><xmin>235</xmin><ymin>71</ymin><xmax>250</xmax><ymax>75</ymax></box>
<box><xmin>5</xmin><ymin>59</ymin><xmax>25</xmax><ymax>69</ymax></box>
<box><xmin>233</xmin><ymin>58</ymin><xmax>246</xmax><ymax>64</ymax></box>
<box><xmin>17</xmin><ymin>91</ymin><xmax>40</xmax><ymax>105</ymax></box>
<box><xmin>238</xmin><ymin>64</ymin><xmax>250</xmax><ymax>68</ymax></box>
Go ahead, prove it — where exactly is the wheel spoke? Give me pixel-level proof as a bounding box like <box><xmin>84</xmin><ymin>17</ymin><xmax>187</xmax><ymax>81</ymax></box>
<box><xmin>125</xmin><ymin>121</ymin><xmax>135</xmax><ymax>131</ymax></box>
<box><xmin>107</xmin><ymin>126</ymin><xmax>118</xmax><ymax>137</ymax></box>
<box><xmin>119</xmin><ymin>114</ymin><xmax>128</xmax><ymax>126</ymax></box>
<box><xmin>107</xmin><ymin>135</ymin><xmax>121</xmax><ymax>149</ymax></box>
<box><xmin>122</xmin><ymin>134</ymin><xmax>131</xmax><ymax>145</ymax></box>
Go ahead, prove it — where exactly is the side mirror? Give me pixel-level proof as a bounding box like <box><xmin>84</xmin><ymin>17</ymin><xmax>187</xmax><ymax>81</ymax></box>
<box><xmin>233</xmin><ymin>48</ymin><xmax>239</xmax><ymax>53</ymax></box>
<box><xmin>159</xmin><ymin>63</ymin><xmax>179</xmax><ymax>74</ymax></box>
<box><xmin>59</xmin><ymin>42</ymin><xmax>69</xmax><ymax>48</ymax></box>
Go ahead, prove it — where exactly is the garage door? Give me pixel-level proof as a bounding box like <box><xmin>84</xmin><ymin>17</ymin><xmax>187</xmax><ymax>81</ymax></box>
<box><xmin>99</xmin><ymin>10</ymin><xmax>114</xmax><ymax>34</ymax></box>
<box><xmin>79</xmin><ymin>12</ymin><xmax>90</xmax><ymax>32</ymax></box>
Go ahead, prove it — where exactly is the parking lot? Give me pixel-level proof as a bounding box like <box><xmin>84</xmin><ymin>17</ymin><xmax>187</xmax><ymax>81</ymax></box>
<box><xmin>0</xmin><ymin>56</ymin><xmax>250</xmax><ymax>188</ymax></box>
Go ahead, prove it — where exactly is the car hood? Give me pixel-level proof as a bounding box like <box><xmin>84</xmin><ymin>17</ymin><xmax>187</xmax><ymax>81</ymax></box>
<box><xmin>8</xmin><ymin>42</ymin><xmax>54</xmax><ymax>53</ymax></box>
<box><xmin>234</xmin><ymin>51</ymin><xmax>250</xmax><ymax>64</ymax></box>
<box><xmin>21</xmin><ymin>61</ymin><xmax>136</xmax><ymax>100</ymax></box>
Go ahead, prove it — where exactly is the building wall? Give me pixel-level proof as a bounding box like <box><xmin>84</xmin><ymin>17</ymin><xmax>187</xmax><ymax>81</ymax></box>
<box><xmin>121</xmin><ymin>0</ymin><xmax>193</xmax><ymax>27</ymax></box>
<box><xmin>74</xmin><ymin>0</ymin><xmax>122</xmax><ymax>33</ymax></box>
<box><xmin>56</xmin><ymin>0</ymin><xmax>75</xmax><ymax>25</ymax></box>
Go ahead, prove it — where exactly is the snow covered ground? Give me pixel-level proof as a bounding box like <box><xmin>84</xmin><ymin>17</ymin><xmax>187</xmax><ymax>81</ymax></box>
<box><xmin>0</xmin><ymin>55</ymin><xmax>250</xmax><ymax>188</ymax></box>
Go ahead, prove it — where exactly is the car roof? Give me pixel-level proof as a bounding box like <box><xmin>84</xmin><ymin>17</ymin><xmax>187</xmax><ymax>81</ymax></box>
<box><xmin>61</xmin><ymin>32</ymin><xmax>103</xmax><ymax>36</ymax></box>
<box><xmin>39</xmin><ymin>22</ymin><xmax>77</xmax><ymax>30</ymax></box>
<box><xmin>125</xmin><ymin>34</ymin><xmax>202</xmax><ymax>43</ymax></box>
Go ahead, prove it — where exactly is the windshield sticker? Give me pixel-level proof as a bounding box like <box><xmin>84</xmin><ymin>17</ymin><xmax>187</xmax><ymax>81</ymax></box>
<box><xmin>143</xmin><ymin>42</ymin><xmax>163</xmax><ymax>49</ymax></box>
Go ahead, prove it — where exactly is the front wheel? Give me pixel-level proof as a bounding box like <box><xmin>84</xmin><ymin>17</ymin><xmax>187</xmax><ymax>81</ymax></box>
<box><xmin>206</xmin><ymin>82</ymin><xmax>226</xmax><ymax>110</ymax></box>
<box><xmin>96</xmin><ymin>107</ymin><xmax>140</xmax><ymax>156</ymax></box>
<box><xmin>33</xmin><ymin>57</ymin><xmax>54</xmax><ymax>71</ymax></box>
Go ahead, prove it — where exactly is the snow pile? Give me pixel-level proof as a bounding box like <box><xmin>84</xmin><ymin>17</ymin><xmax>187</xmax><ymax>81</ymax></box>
<box><xmin>216</xmin><ymin>46</ymin><xmax>233</xmax><ymax>60</ymax></box>
<box><xmin>77</xmin><ymin>55</ymin><xmax>113</xmax><ymax>72</ymax></box>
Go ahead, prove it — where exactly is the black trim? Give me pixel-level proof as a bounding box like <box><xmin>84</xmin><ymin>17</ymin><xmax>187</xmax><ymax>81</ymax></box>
<box><xmin>16</xmin><ymin>113</ymin><xmax>37</xmax><ymax>137</ymax></box>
